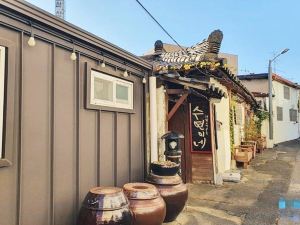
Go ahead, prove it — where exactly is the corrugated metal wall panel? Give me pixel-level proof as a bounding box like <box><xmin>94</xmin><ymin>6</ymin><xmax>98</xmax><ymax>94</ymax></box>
<box><xmin>0</xmin><ymin>26</ymin><xmax>20</xmax><ymax>225</ymax></box>
<box><xmin>116</xmin><ymin>113</ymin><xmax>130</xmax><ymax>187</ymax></box>
<box><xmin>53</xmin><ymin>46</ymin><xmax>76</xmax><ymax>225</ymax></box>
<box><xmin>78</xmin><ymin>56</ymin><xmax>98</xmax><ymax>205</ymax></box>
<box><xmin>130</xmin><ymin>80</ymin><xmax>144</xmax><ymax>182</ymax></box>
<box><xmin>21</xmin><ymin>38</ymin><xmax>51</xmax><ymax>225</ymax></box>
<box><xmin>99</xmin><ymin>111</ymin><xmax>115</xmax><ymax>186</ymax></box>
<box><xmin>0</xmin><ymin>22</ymin><xmax>146</xmax><ymax>225</ymax></box>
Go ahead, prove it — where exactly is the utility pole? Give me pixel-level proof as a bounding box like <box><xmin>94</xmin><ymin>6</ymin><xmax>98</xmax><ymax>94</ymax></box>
<box><xmin>268</xmin><ymin>48</ymin><xmax>289</xmax><ymax>141</ymax></box>
<box><xmin>55</xmin><ymin>0</ymin><xmax>65</xmax><ymax>20</ymax></box>
<box><xmin>268</xmin><ymin>59</ymin><xmax>273</xmax><ymax>140</ymax></box>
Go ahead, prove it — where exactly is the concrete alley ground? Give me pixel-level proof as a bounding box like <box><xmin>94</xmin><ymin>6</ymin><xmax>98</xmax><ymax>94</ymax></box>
<box><xmin>166</xmin><ymin>139</ymin><xmax>300</xmax><ymax>225</ymax></box>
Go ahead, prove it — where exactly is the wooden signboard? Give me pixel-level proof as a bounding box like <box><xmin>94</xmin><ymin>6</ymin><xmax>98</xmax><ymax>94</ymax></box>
<box><xmin>190</xmin><ymin>99</ymin><xmax>212</xmax><ymax>153</ymax></box>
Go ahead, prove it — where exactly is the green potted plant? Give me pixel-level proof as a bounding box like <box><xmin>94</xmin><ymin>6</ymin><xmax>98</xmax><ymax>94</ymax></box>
<box><xmin>254</xmin><ymin>110</ymin><xmax>269</xmax><ymax>152</ymax></box>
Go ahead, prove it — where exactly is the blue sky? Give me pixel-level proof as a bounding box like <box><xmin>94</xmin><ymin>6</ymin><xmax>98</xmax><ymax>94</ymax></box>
<box><xmin>26</xmin><ymin>0</ymin><xmax>300</xmax><ymax>83</ymax></box>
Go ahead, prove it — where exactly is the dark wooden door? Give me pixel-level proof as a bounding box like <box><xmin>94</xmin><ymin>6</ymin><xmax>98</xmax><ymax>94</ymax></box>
<box><xmin>168</xmin><ymin>102</ymin><xmax>191</xmax><ymax>183</ymax></box>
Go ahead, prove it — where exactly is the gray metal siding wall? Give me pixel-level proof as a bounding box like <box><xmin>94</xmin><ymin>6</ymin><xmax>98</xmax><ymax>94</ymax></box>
<box><xmin>0</xmin><ymin>25</ymin><xmax>144</xmax><ymax>225</ymax></box>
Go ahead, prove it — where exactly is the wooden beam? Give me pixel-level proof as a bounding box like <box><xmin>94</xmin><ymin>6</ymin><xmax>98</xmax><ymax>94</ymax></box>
<box><xmin>159</xmin><ymin>76</ymin><xmax>208</xmax><ymax>91</ymax></box>
<box><xmin>166</xmin><ymin>89</ymin><xmax>185</xmax><ymax>95</ymax></box>
<box><xmin>167</xmin><ymin>93</ymin><xmax>189</xmax><ymax>121</ymax></box>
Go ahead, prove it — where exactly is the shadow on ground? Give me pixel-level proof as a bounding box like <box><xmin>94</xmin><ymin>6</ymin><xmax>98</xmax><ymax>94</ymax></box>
<box><xmin>164</xmin><ymin>139</ymin><xmax>300</xmax><ymax>225</ymax></box>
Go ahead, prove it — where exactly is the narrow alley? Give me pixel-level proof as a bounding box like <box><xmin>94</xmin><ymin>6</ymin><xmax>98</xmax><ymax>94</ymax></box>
<box><xmin>169</xmin><ymin>140</ymin><xmax>300</xmax><ymax>225</ymax></box>
<box><xmin>0</xmin><ymin>2</ymin><xmax>299</xmax><ymax>225</ymax></box>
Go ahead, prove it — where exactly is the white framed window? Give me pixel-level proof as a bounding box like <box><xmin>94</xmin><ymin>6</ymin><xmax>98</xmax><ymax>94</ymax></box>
<box><xmin>277</xmin><ymin>106</ymin><xmax>283</xmax><ymax>121</ymax></box>
<box><xmin>0</xmin><ymin>46</ymin><xmax>6</xmax><ymax>159</ymax></box>
<box><xmin>90</xmin><ymin>70</ymin><xmax>133</xmax><ymax>110</ymax></box>
<box><xmin>290</xmin><ymin>109</ymin><xmax>297</xmax><ymax>122</ymax></box>
<box><xmin>284</xmin><ymin>86</ymin><xmax>290</xmax><ymax>100</ymax></box>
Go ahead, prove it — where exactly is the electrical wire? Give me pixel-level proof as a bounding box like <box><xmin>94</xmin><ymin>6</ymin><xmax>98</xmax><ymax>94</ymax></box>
<box><xmin>135</xmin><ymin>0</ymin><xmax>187</xmax><ymax>55</ymax></box>
<box><xmin>135</xmin><ymin>0</ymin><xmax>208</xmax><ymax>76</ymax></box>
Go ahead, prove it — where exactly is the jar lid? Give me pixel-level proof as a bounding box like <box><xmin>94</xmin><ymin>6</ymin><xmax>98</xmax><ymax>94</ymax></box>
<box><xmin>83</xmin><ymin>187</ymin><xmax>128</xmax><ymax>210</ymax></box>
<box><xmin>146</xmin><ymin>173</ymin><xmax>182</xmax><ymax>185</ymax></box>
<box><xmin>123</xmin><ymin>183</ymin><xmax>159</xmax><ymax>200</ymax></box>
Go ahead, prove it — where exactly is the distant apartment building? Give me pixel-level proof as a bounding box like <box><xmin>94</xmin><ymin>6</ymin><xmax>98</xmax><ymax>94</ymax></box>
<box><xmin>238</xmin><ymin>73</ymin><xmax>300</xmax><ymax>147</ymax></box>
<box><xmin>218</xmin><ymin>53</ymin><xmax>238</xmax><ymax>75</ymax></box>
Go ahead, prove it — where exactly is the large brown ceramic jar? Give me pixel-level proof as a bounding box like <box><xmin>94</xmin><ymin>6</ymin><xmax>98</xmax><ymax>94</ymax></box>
<box><xmin>77</xmin><ymin>187</ymin><xmax>132</xmax><ymax>225</ymax></box>
<box><xmin>147</xmin><ymin>173</ymin><xmax>188</xmax><ymax>222</ymax></box>
<box><xmin>123</xmin><ymin>183</ymin><xmax>166</xmax><ymax>225</ymax></box>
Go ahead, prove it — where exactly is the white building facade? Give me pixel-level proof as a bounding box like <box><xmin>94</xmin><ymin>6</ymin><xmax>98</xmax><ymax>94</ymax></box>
<box><xmin>238</xmin><ymin>73</ymin><xmax>300</xmax><ymax>147</ymax></box>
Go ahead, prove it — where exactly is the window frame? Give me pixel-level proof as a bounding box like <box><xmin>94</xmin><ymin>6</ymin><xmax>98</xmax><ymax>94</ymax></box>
<box><xmin>90</xmin><ymin>71</ymin><xmax>115</xmax><ymax>107</ymax></box>
<box><xmin>284</xmin><ymin>86</ymin><xmax>290</xmax><ymax>100</ymax></box>
<box><xmin>0</xmin><ymin>45</ymin><xmax>10</xmax><ymax>168</ymax></box>
<box><xmin>85</xmin><ymin>62</ymin><xmax>136</xmax><ymax>114</ymax></box>
<box><xmin>0</xmin><ymin>46</ymin><xmax>5</xmax><ymax>159</ymax></box>
<box><xmin>277</xmin><ymin>106</ymin><xmax>283</xmax><ymax>121</ymax></box>
<box><xmin>90</xmin><ymin>70</ymin><xmax>133</xmax><ymax>110</ymax></box>
<box><xmin>115</xmin><ymin>79</ymin><xmax>133</xmax><ymax>108</ymax></box>
<box><xmin>0</xmin><ymin>38</ymin><xmax>17</xmax><ymax>169</ymax></box>
<box><xmin>289</xmin><ymin>109</ymin><xmax>298</xmax><ymax>122</ymax></box>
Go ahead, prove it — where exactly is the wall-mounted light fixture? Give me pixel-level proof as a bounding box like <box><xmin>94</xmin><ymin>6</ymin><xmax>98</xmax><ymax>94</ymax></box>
<box><xmin>27</xmin><ymin>22</ymin><xmax>36</xmax><ymax>47</ymax></box>
<box><xmin>123</xmin><ymin>70</ymin><xmax>129</xmax><ymax>77</ymax></box>
<box><xmin>142</xmin><ymin>77</ymin><xmax>147</xmax><ymax>84</ymax></box>
<box><xmin>70</xmin><ymin>42</ymin><xmax>77</xmax><ymax>61</ymax></box>
<box><xmin>123</xmin><ymin>62</ymin><xmax>128</xmax><ymax>77</ymax></box>
<box><xmin>101</xmin><ymin>52</ymin><xmax>106</xmax><ymax>68</ymax></box>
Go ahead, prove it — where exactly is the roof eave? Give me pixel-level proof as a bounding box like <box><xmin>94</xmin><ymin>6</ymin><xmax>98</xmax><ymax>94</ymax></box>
<box><xmin>0</xmin><ymin>0</ymin><xmax>152</xmax><ymax>70</ymax></box>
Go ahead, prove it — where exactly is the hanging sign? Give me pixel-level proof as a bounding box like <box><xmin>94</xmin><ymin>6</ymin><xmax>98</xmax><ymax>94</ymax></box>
<box><xmin>190</xmin><ymin>100</ymin><xmax>212</xmax><ymax>152</ymax></box>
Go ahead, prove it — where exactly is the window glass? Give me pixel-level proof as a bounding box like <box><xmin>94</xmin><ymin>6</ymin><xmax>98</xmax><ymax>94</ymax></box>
<box><xmin>94</xmin><ymin>77</ymin><xmax>113</xmax><ymax>102</ymax></box>
<box><xmin>90</xmin><ymin>70</ymin><xmax>133</xmax><ymax>110</ymax></box>
<box><xmin>116</xmin><ymin>83</ymin><xmax>129</xmax><ymax>102</ymax></box>
<box><xmin>284</xmin><ymin>86</ymin><xmax>290</xmax><ymax>100</ymax></box>
<box><xmin>277</xmin><ymin>107</ymin><xmax>283</xmax><ymax>121</ymax></box>
<box><xmin>290</xmin><ymin>109</ymin><xmax>297</xmax><ymax>122</ymax></box>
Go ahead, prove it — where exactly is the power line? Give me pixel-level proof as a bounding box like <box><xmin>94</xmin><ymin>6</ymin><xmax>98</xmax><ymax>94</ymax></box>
<box><xmin>135</xmin><ymin>0</ymin><xmax>209</xmax><ymax>76</ymax></box>
<box><xmin>135</xmin><ymin>0</ymin><xmax>187</xmax><ymax>54</ymax></box>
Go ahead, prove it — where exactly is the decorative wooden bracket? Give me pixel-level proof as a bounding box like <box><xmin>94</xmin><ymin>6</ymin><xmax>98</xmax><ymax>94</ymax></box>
<box><xmin>167</xmin><ymin>92</ymin><xmax>189</xmax><ymax>121</ymax></box>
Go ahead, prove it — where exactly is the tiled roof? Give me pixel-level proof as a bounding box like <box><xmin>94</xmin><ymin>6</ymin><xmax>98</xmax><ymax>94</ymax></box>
<box><xmin>158</xmin><ymin>30</ymin><xmax>223</xmax><ymax>65</ymax></box>
<box><xmin>273</xmin><ymin>74</ymin><xmax>300</xmax><ymax>89</ymax></box>
<box><xmin>238</xmin><ymin>73</ymin><xmax>268</xmax><ymax>80</ymax></box>
<box><xmin>143</xmin><ymin>30</ymin><xmax>258</xmax><ymax>107</ymax></box>
<box><xmin>143</xmin><ymin>43</ymin><xmax>184</xmax><ymax>55</ymax></box>
<box><xmin>219</xmin><ymin>68</ymin><xmax>258</xmax><ymax>107</ymax></box>
<box><xmin>238</xmin><ymin>73</ymin><xmax>300</xmax><ymax>89</ymax></box>
<box><xmin>252</xmin><ymin>92</ymin><xmax>269</xmax><ymax>97</ymax></box>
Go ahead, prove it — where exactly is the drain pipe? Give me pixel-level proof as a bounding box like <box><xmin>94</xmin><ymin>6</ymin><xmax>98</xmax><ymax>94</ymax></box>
<box><xmin>149</xmin><ymin>75</ymin><xmax>158</xmax><ymax>162</ymax></box>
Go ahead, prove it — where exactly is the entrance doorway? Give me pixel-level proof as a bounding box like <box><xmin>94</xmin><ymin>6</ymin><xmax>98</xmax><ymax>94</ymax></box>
<box><xmin>168</xmin><ymin>95</ymin><xmax>215</xmax><ymax>184</ymax></box>
<box><xmin>168</xmin><ymin>101</ymin><xmax>191</xmax><ymax>183</ymax></box>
